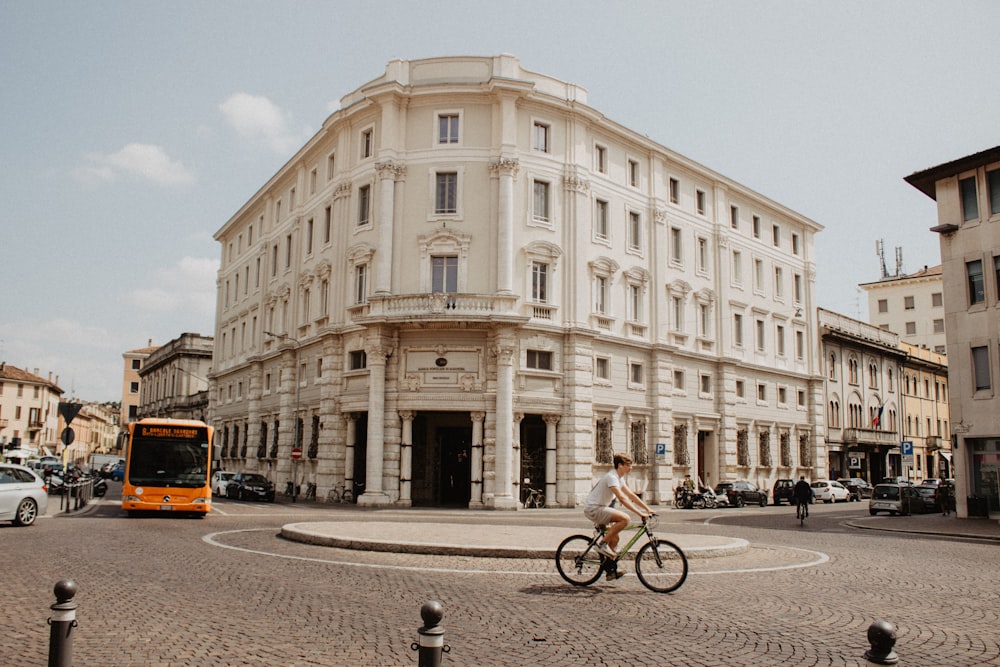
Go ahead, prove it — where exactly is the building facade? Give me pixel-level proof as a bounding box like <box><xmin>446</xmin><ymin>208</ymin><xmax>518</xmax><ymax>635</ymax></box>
<box><xmin>121</xmin><ymin>341</ymin><xmax>159</xmax><ymax>427</ymax></box>
<box><xmin>0</xmin><ymin>362</ymin><xmax>64</xmax><ymax>459</ymax></box>
<box><xmin>899</xmin><ymin>341</ymin><xmax>951</xmax><ymax>481</ymax></box>
<box><xmin>137</xmin><ymin>333</ymin><xmax>212</xmax><ymax>423</ymax></box>
<box><xmin>860</xmin><ymin>264</ymin><xmax>947</xmax><ymax>355</ymax></box>
<box><xmin>211</xmin><ymin>56</ymin><xmax>825</xmax><ymax>508</ymax></box>
<box><xmin>906</xmin><ymin>146</ymin><xmax>1000</xmax><ymax>519</ymax></box>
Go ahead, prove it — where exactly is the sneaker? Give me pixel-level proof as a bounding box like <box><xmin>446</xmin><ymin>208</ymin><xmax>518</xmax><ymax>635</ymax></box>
<box><xmin>594</xmin><ymin>542</ymin><xmax>617</xmax><ymax>559</ymax></box>
<box><xmin>606</xmin><ymin>569</ymin><xmax>627</xmax><ymax>582</ymax></box>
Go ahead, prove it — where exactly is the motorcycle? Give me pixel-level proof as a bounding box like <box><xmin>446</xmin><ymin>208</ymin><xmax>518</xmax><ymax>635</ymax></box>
<box><xmin>93</xmin><ymin>477</ymin><xmax>108</xmax><ymax>497</ymax></box>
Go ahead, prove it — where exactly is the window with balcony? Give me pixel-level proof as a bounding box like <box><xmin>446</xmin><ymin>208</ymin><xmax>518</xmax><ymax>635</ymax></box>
<box><xmin>531</xmin><ymin>261</ymin><xmax>548</xmax><ymax>303</ymax></box>
<box><xmin>432</xmin><ymin>255</ymin><xmax>458</xmax><ymax>294</ymax></box>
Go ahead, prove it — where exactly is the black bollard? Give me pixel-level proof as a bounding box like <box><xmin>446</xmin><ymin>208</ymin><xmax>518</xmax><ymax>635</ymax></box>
<box><xmin>48</xmin><ymin>579</ymin><xmax>78</xmax><ymax>667</ymax></box>
<box><xmin>412</xmin><ymin>600</ymin><xmax>449</xmax><ymax>666</ymax></box>
<box><xmin>864</xmin><ymin>619</ymin><xmax>899</xmax><ymax>665</ymax></box>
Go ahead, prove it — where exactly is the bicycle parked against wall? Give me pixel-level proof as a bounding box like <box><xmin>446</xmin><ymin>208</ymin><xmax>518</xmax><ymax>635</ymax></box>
<box><xmin>555</xmin><ymin>514</ymin><xmax>688</xmax><ymax>593</ymax></box>
<box><xmin>523</xmin><ymin>487</ymin><xmax>544</xmax><ymax>508</ymax></box>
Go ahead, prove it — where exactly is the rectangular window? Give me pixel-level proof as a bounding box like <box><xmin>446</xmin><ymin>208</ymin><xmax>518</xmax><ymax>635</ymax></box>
<box><xmin>755</xmin><ymin>319</ymin><xmax>765</xmax><ymax>352</ymax></box>
<box><xmin>776</xmin><ymin>324</ymin><xmax>785</xmax><ymax>356</ymax></box>
<box><xmin>754</xmin><ymin>259</ymin><xmax>764</xmax><ymax>293</ymax></box>
<box><xmin>960</xmin><ymin>176</ymin><xmax>978</xmax><ymax>221</ymax></box>
<box><xmin>757</xmin><ymin>383</ymin><xmax>767</xmax><ymax>401</ymax></box>
<box><xmin>967</xmin><ymin>259</ymin><xmax>985</xmax><ymax>305</ymax></box>
<box><xmin>734</xmin><ymin>313</ymin><xmax>744</xmax><ymax>347</ymax></box>
<box><xmin>732</xmin><ymin>250</ymin><xmax>743</xmax><ymax>284</ymax></box>
<box><xmin>905</xmin><ymin>321</ymin><xmax>917</xmax><ymax>335</ymax></box>
<box><xmin>735</xmin><ymin>379</ymin><xmax>745</xmax><ymax>398</ymax></box>
<box><xmin>285</xmin><ymin>234</ymin><xmax>292</xmax><ymax>268</ymax></box>
<box><xmin>698</xmin><ymin>304</ymin><xmax>709</xmax><ymax>336</ymax></box>
<box><xmin>669</xmin><ymin>178</ymin><xmax>679</xmax><ymax>204</ymax></box>
<box><xmin>774</xmin><ymin>266</ymin><xmax>784</xmax><ymax>298</ymax></box>
<box><xmin>628</xmin><ymin>212</ymin><xmax>641</xmax><ymax>250</ymax></box>
<box><xmin>526</xmin><ymin>350</ymin><xmax>553</xmax><ymax>370</ymax></box>
<box><xmin>532</xmin><ymin>121</ymin><xmax>549</xmax><ymax>152</ymax></box>
<box><xmin>670</xmin><ymin>227</ymin><xmax>682</xmax><ymax>263</ymax></box>
<box><xmin>674</xmin><ymin>369</ymin><xmax>685</xmax><ymax>390</ymax></box>
<box><xmin>700</xmin><ymin>374</ymin><xmax>711</xmax><ymax>395</ymax></box>
<box><xmin>629</xmin><ymin>284</ymin><xmax>642</xmax><ymax>322</ymax></box>
<box><xmin>595</xmin><ymin>356</ymin><xmax>610</xmax><ymax>380</ymax></box>
<box><xmin>271</xmin><ymin>244</ymin><xmax>278</xmax><ymax>276</ymax></box>
<box><xmin>904</xmin><ymin>295</ymin><xmax>915</xmax><ymax>310</ymax></box>
<box><xmin>672</xmin><ymin>296</ymin><xmax>684</xmax><ymax>331</ymax></box>
<box><xmin>696</xmin><ymin>189</ymin><xmax>706</xmax><ymax>215</ymax></box>
<box><xmin>310</xmin><ymin>168</ymin><xmax>317</xmax><ymax>195</ymax></box>
<box><xmin>972</xmin><ymin>346</ymin><xmax>991</xmax><ymax>391</ymax></box>
<box><xmin>933</xmin><ymin>319</ymin><xmax>945</xmax><ymax>334</ymax></box>
<box><xmin>533</xmin><ymin>180</ymin><xmax>550</xmax><ymax>221</ymax></box>
<box><xmin>792</xmin><ymin>233</ymin><xmax>800</xmax><ymax>255</ymax></box>
<box><xmin>327</xmin><ymin>153</ymin><xmax>335</xmax><ymax>180</ymax></box>
<box><xmin>995</xmin><ymin>256</ymin><xmax>1000</xmax><ymax>304</ymax></box>
<box><xmin>594</xmin><ymin>145</ymin><xmax>607</xmax><ymax>173</ymax></box>
<box><xmin>436</xmin><ymin>172</ymin><xmax>458</xmax><ymax>214</ymax></box>
<box><xmin>878</xmin><ymin>298</ymin><xmax>889</xmax><ymax>313</ymax></box>
<box><xmin>778</xmin><ymin>386</ymin><xmax>787</xmax><ymax>404</ymax></box>
<box><xmin>595</xmin><ymin>276</ymin><xmax>608</xmax><ymax>314</ymax></box>
<box><xmin>595</xmin><ymin>199</ymin><xmax>609</xmax><ymax>239</ymax></box>
<box><xmin>130</xmin><ymin>381</ymin><xmax>139</xmax><ymax>394</ymax></box>
<box><xmin>432</xmin><ymin>256</ymin><xmax>458</xmax><ymax>293</ymax></box>
<box><xmin>795</xmin><ymin>330</ymin><xmax>804</xmax><ymax>360</ymax></box>
<box><xmin>361</xmin><ymin>129</ymin><xmax>373</xmax><ymax>158</ymax></box>
<box><xmin>697</xmin><ymin>237</ymin><xmax>708</xmax><ymax>272</ymax></box>
<box><xmin>752</xmin><ymin>215</ymin><xmax>761</xmax><ymax>238</ymax></box>
<box><xmin>349</xmin><ymin>350</ymin><xmax>367</xmax><ymax>370</ymax></box>
<box><xmin>630</xmin><ymin>362</ymin><xmax>644</xmax><ymax>385</ymax></box>
<box><xmin>531</xmin><ymin>261</ymin><xmax>548</xmax><ymax>303</ymax></box>
<box><xmin>932</xmin><ymin>292</ymin><xmax>943</xmax><ymax>307</ymax></box>
<box><xmin>305</xmin><ymin>218</ymin><xmax>314</xmax><ymax>255</ymax></box>
<box><xmin>730</xmin><ymin>205</ymin><xmax>739</xmax><ymax>230</ymax></box>
<box><xmin>628</xmin><ymin>159</ymin><xmax>639</xmax><ymax>187</ymax></box>
<box><xmin>793</xmin><ymin>273</ymin><xmax>802</xmax><ymax>303</ymax></box>
<box><xmin>355</xmin><ymin>264</ymin><xmax>367</xmax><ymax>304</ymax></box>
<box><xmin>438</xmin><ymin>113</ymin><xmax>459</xmax><ymax>144</ymax></box>
<box><xmin>989</xmin><ymin>169</ymin><xmax>1000</xmax><ymax>216</ymax></box>
<box><xmin>772</xmin><ymin>224</ymin><xmax>780</xmax><ymax>247</ymax></box>
<box><xmin>357</xmin><ymin>185</ymin><xmax>371</xmax><ymax>225</ymax></box>
<box><xmin>324</xmin><ymin>206</ymin><xmax>332</xmax><ymax>244</ymax></box>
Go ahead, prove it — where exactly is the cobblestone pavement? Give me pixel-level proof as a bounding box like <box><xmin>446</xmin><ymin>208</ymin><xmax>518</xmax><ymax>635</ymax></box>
<box><xmin>3</xmin><ymin>492</ymin><xmax>998</xmax><ymax>666</ymax></box>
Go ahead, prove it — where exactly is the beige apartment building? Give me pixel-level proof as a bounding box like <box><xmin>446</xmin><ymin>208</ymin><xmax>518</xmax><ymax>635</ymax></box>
<box><xmin>59</xmin><ymin>402</ymin><xmax>120</xmax><ymax>465</ymax></box>
<box><xmin>900</xmin><ymin>341</ymin><xmax>950</xmax><ymax>481</ymax></box>
<box><xmin>0</xmin><ymin>363</ymin><xmax>64</xmax><ymax>459</ymax></box>
<box><xmin>120</xmin><ymin>341</ymin><xmax>159</xmax><ymax>427</ymax></box>
<box><xmin>906</xmin><ymin>146</ymin><xmax>1000</xmax><ymax>519</ymax></box>
<box><xmin>211</xmin><ymin>55</ymin><xmax>825</xmax><ymax>508</ymax></box>
<box><xmin>860</xmin><ymin>265</ymin><xmax>946</xmax><ymax>355</ymax></box>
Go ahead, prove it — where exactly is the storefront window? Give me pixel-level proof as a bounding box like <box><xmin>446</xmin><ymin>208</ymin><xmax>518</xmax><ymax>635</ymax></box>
<box><xmin>970</xmin><ymin>438</ymin><xmax>1000</xmax><ymax>514</ymax></box>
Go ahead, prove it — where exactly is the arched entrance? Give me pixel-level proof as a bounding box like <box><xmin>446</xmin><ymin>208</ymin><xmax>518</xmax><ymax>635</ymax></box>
<box><xmin>411</xmin><ymin>412</ymin><xmax>471</xmax><ymax>506</ymax></box>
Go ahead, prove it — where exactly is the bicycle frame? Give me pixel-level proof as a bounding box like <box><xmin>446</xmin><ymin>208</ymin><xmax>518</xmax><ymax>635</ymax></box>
<box><xmin>596</xmin><ymin>520</ymin><xmax>652</xmax><ymax>561</ymax></box>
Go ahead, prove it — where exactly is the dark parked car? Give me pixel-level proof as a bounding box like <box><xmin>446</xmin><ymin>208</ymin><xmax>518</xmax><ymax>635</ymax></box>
<box><xmin>226</xmin><ymin>473</ymin><xmax>275</xmax><ymax>502</ymax></box>
<box><xmin>869</xmin><ymin>483</ymin><xmax>923</xmax><ymax>516</ymax></box>
<box><xmin>915</xmin><ymin>485</ymin><xmax>938</xmax><ymax>512</ymax></box>
<box><xmin>772</xmin><ymin>479</ymin><xmax>795</xmax><ymax>505</ymax></box>
<box><xmin>715</xmin><ymin>481</ymin><xmax>767</xmax><ymax>508</ymax></box>
<box><xmin>838</xmin><ymin>478</ymin><xmax>873</xmax><ymax>501</ymax></box>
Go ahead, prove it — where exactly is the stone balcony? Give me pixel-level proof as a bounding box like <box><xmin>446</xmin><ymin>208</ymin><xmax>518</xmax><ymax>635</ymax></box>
<box><xmin>842</xmin><ymin>428</ymin><xmax>899</xmax><ymax>446</ymax></box>
<box><xmin>349</xmin><ymin>293</ymin><xmax>526</xmax><ymax>326</ymax></box>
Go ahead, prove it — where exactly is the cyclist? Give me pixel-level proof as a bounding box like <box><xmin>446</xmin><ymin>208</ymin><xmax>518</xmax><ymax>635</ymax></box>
<box><xmin>584</xmin><ymin>452</ymin><xmax>652</xmax><ymax>580</ymax></box>
<box><xmin>793</xmin><ymin>475</ymin><xmax>813</xmax><ymax>518</ymax></box>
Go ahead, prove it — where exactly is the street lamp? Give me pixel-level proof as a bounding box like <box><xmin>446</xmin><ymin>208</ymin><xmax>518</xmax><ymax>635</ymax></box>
<box><xmin>264</xmin><ymin>331</ymin><xmax>301</xmax><ymax>503</ymax></box>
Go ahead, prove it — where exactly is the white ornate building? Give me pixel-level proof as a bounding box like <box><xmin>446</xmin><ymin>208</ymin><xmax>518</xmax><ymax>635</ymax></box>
<box><xmin>211</xmin><ymin>55</ymin><xmax>825</xmax><ymax>508</ymax></box>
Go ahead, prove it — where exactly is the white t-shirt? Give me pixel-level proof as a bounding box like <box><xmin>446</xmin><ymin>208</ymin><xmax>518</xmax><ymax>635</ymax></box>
<box><xmin>585</xmin><ymin>469</ymin><xmax>622</xmax><ymax>507</ymax></box>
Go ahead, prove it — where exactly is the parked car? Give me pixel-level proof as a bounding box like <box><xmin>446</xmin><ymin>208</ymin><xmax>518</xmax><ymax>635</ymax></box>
<box><xmin>915</xmin><ymin>485</ymin><xmax>938</xmax><ymax>512</ymax></box>
<box><xmin>838</xmin><ymin>478</ymin><xmax>873</xmax><ymax>501</ymax></box>
<box><xmin>110</xmin><ymin>463</ymin><xmax>126</xmax><ymax>482</ymax></box>
<box><xmin>715</xmin><ymin>481</ymin><xmax>767</xmax><ymax>507</ymax></box>
<box><xmin>811</xmin><ymin>479</ymin><xmax>849</xmax><ymax>503</ymax></box>
<box><xmin>0</xmin><ymin>463</ymin><xmax>49</xmax><ymax>526</ymax></box>
<box><xmin>226</xmin><ymin>473</ymin><xmax>275</xmax><ymax>502</ymax></box>
<box><xmin>880</xmin><ymin>476</ymin><xmax>914</xmax><ymax>486</ymax></box>
<box><xmin>772</xmin><ymin>479</ymin><xmax>795</xmax><ymax>505</ymax></box>
<box><xmin>869</xmin><ymin>483</ymin><xmax>924</xmax><ymax>516</ymax></box>
<box><xmin>211</xmin><ymin>471</ymin><xmax>235</xmax><ymax>497</ymax></box>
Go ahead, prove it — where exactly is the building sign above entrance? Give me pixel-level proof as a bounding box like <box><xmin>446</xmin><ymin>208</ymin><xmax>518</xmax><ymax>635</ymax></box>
<box><xmin>403</xmin><ymin>347</ymin><xmax>483</xmax><ymax>391</ymax></box>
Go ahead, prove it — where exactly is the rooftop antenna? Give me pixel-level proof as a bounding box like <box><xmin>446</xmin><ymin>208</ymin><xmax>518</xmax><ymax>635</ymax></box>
<box><xmin>876</xmin><ymin>239</ymin><xmax>888</xmax><ymax>279</ymax></box>
<box><xmin>895</xmin><ymin>246</ymin><xmax>904</xmax><ymax>277</ymax></box>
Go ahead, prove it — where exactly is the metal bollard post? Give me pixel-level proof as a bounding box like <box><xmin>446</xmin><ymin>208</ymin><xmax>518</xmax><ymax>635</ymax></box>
<box><xmin>864</xmin><ymin>619</ymin><xmax>899</xmax><ymax>665</ymax></box>
<box><xmin>411</xmin><ymin>600</ymin><xmax>450</xmax><ymax>666</ymax></box>
<box><xmin>48</xmin><ymin>579</ymin><xmax>78</xmax><ymax>667</ymax></box>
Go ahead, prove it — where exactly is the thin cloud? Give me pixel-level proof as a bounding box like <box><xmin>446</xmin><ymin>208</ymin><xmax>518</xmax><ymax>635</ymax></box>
<box><xmin>74</xmin><ymin>143</ymin><xmax>195</xmax><ymax>186</ymax></box>
<box><xmin>128</xmin><ymin>256</ymin><xmax>219</xmax><ymax>317</ymax></box>
<box><xmin>220</xmin><ymin>92</ymin><xmax>311</xmax><ymax>155</ymax></box>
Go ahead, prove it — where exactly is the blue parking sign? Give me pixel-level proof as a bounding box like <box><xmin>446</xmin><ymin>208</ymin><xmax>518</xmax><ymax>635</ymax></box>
<box><xmin>901</xmin><ymin>441</ymin><xmax>913</xmax><ymax>456</ymax></box>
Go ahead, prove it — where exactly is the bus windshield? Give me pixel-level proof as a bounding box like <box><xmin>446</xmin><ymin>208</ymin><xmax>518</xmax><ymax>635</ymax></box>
<box><xmin>128</xmin><ymin>429</ymin><xmax>210</xmax><ymax>488</ymax></box>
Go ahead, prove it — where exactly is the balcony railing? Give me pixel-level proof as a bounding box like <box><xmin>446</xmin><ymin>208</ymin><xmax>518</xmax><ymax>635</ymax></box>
<box><xmin>350</xmin><ymin>293</ymin><xmax>522</xmax><ymax>323</ymax></box>
<box><xmin>926</xmin><ymin>435</ymin><xmax>942</xmax><ymax>451</ymax></box>
<box><xmin>842</xmin><ymin>428</ymin><xmax>899</xmax><ymax>446</ymax></box>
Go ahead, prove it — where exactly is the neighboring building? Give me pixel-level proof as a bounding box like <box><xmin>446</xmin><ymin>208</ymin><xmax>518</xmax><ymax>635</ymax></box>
<box><xmin>906</xmin><ymin>146</ymin><xmax>1000</xmax><ymax>519</ymax></box>
<box><xmin>211</xmin><ymin>55</ymin><xmax>825</xmax><ymax>509</ymax></box>
<box><xmin>121</xmin><ymin>341</ymin><xmax>159</xmax><ymax>426</ymax></box>
<box><xmin>137</xmin><ymin>333</ymin><xmax>212</xmax><ymax>422</ymax></box>
<box><xmin>60</xmin><ymin>402</ymin><xmax>120</xmax><ymax>465</ymax></box>
<box><xmin>900</xmin><ymin>341</ymin><xmax>951</xmax><ymax>481</ymax></box>
<box><xmin>820</xmin><ymin>308</ymin><xmax>905</xmax><ymax>483</ymax></box>
<box><xmin>0</xmin><ymin>362</ymin><xmax>64</xmax><ymax>459</ymax></box>
<box><xmin>860</xmin><ymin>264</ymin><xmax>947</xmax><ymax>355</ymax></box>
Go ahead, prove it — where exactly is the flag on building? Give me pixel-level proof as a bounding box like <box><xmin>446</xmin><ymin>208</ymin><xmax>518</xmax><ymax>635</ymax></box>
<box><xmin>873</xmin><ymin>405</ymin><xmax>884</xmax><ymax>427</ymax></box>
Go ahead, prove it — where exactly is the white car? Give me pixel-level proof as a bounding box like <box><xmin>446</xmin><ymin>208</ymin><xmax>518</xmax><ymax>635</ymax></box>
<box><xmin>0</xmin><ymin>463</ymin><xmax>49</xmax><ymax>526</ymax></box>
<box><xmin>211</xmin><ymin>471</ymin><xmax>235</xmax><ymax>497</ymax></box>
<box><xmin>811</xmin><ymin>479</ymin><xmax>849</xmax><ymax>503</ymax></box>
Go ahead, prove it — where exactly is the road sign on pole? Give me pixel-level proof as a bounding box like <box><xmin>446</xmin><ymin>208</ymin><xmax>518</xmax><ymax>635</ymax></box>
<box><xmin>291</xmin><ymin>447</ymin><xmax>303</xmax><ymax>460</ymax></box>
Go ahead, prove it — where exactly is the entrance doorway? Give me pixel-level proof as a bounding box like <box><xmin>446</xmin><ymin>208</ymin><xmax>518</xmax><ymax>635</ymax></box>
<box><xmin>411</xmin><ymin>412</ymin><xmax>471</xmax><ymax>507</ymax></box>
<box><xmin>519</xmin><ymin>415</ymin><xmax>546</xmax><ymax>504</ymax></box>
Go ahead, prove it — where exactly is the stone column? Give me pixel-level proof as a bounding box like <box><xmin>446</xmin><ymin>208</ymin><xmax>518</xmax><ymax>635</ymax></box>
<box><xmin>373</xmin><ymin>162</ymin><xmax>402</xmax><ymax>296</ymax></box>
<box><xmin>493</xmin><ymin>340</ymin><xmax>517</xmax><ymax>509</ymax></box>
<box><xmin>359</xmin><ymin>339</ymin><xmax>391</xmax><ymax>506</ymax></box>
<box><xmin>398</xmin><ymin>410</ymin><xmax>414</xmax><ymax>506</ymax></box>
<box><xmin>344</xmin><ymin>413</ymin><xmax>357</xmax><ymax>492</ymax></box>
<box><xmin>543</xmin><ymin>413</ymin><xmax>560</xmax><ymax>508</ymax></box>
<box><xmin>491</xmin><ymin>158</ymin><xmax>518</xmax><ymax>295</ymax></box>
<box><xmin>470</xmin><ymin>411</ymin><xmax>485</xmax><ymax>508</ymax></box>
<box><xmin>513</xmin><ymin>412</ymin><xmax>524</xmax><ymax>504</ymax></box>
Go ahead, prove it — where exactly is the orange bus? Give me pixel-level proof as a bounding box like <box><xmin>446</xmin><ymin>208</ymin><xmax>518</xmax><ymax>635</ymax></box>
<box><xmin>121</xmin><ymin>418</ymin><xmax>213</xmax><ymax>517</ymax></box>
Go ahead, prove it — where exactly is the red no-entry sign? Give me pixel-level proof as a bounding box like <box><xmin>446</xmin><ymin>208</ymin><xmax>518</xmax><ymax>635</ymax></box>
<box><xmin>291</xmin><ymin>447</ymin><xmax>303</xmax><ymax>460</ymax></box>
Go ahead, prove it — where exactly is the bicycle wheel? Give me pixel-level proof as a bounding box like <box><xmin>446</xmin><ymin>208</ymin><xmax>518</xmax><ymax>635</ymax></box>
<box><xmin>635</xmin><ymin>539</ymin><xmax>688</xmax><ymax>593</ymax></box>
<box><xmin>556</xmin><ymin>535</ymin><xmax>604</xmax><ymax>586</ymax></box>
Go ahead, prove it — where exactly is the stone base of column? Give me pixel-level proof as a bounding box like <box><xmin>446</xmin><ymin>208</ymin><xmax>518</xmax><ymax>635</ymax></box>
<box><xmin>490</xmin><ymin>496</ymin><xmax>520</xmax><ymax>510</ymax></box>
<box><xmin>356</xmin><ymin>492</ymin><xmax>392</xmax><ymax>507</ymax></box>
<box><xmin>393</xmin><ymin>498</ymin><xmax>412</xmax><ymax>508</ymax></box>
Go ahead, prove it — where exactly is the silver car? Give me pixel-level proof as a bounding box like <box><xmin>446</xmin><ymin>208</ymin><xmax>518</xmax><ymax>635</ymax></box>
<box><xmin>0</xmin><ymin>463</ymin><xmax>49</xmax><ymax>526</ymax></box>
<box><xmin>211</xmin><ymin>470</ymin><xmax>235</xmax><ymax>497</ymax></box>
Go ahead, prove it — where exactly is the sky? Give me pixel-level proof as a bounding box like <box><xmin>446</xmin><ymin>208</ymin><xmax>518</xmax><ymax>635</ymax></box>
<box><xmin>2</xmin><ymin>0</ymin><xmax>998</xmax><ymax>403</ymax></box>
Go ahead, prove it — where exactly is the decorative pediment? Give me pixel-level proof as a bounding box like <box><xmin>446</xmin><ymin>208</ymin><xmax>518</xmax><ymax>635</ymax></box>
<box><xmin>589</xmin><ymin>256</ymin><xmax>619</xmax><ymax>276</ymax></box>
<box><xmin>346</xmin><ymin>243</ymin><xmax>375</xmax><ymax>264</ymax></box>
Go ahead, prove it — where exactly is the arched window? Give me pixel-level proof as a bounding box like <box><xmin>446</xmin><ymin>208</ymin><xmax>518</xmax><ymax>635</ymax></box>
<box><xmin>828</xmin><ymin>353</ymin><xmax>837</xmax><ymax>380</ymax></box>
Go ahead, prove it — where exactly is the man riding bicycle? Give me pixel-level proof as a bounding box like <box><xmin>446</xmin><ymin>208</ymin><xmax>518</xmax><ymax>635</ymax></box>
<box><xmin>583</xmin><ymin>452</ymin><xmax>652</xmax><ymax>581</ymax></box>
<box><xmin>793</xmin><ymin>475</ymin><xmax>813</xmax><ymax>517</ymax></box>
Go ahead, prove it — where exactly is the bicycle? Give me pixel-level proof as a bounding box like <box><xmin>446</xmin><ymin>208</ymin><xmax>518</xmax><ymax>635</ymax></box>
<box><xmin>796</xmin><ymin>499</ymin><xmax>809</xmax><ymax>526</ymax></box>
<box><xmin>304</xmin><ymin>482</ymin><xmax>317</xmax><ymax>500</ymax></box>
<box><xmin>555</xmin><ymin>514</ymin><xmax>688</xmax><ymax>593</ymax></box>
<box><xmin>523</xmin><ymin>487</ymin><xmax>544</xmax><ymax>508</ymax></box>
<box><xmin>327</xmin><ymin>483</ymin><xmax>351</xmax><ymax>504</ymax></box>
